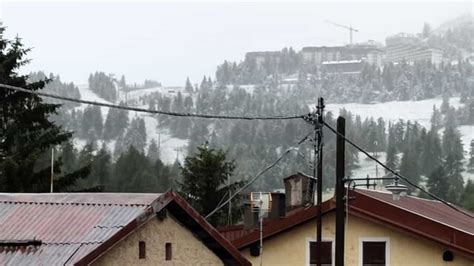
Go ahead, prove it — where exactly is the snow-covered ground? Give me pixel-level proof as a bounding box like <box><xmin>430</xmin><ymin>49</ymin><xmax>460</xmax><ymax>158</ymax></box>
<box><xmin>351</xmin><ymin>152</ymin><xmax>387</xmax><ymax>180</ymax></box>
<box><xmin>76</xmin><ymin>84</ymin><xmax>111</xmax><ymax>117</ymax></box>
<box><xmin>117</xmin><ymin>86</ymin><xmax>189</xmax><ymax>104</ymax></box>
<box><xmin>315</xmin><ymin>97</ymin><xmax>473</xmax><ymax>181</ymax></box>
<box><xmin>321</xmin><ymin>97</ymin><xmax>463</xmax><ymax>129</ymax></box>
<box><xmin>75</xmin><ymin>85</ymin><xmax>188</xmax><ymax>165</ymax></box>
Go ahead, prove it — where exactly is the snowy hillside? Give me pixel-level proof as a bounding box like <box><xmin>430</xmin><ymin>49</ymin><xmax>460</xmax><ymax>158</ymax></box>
<box><xmin>321</xmin><ymin>97</ymin><xmax>463</xmax><ymax>129</ymax></box>
<box><xmin>117</xmin><ymin>86</ymin><xmax>189</xmax><ymax>105</ymax></box>
<box><xmin>319</xmin><ymin>97</ymin><xmax>472</xmax><ymax>152</ymax></box>
<box><xmin>73</xmin><ymin>86</ymin><xmax>472</xmax><ymax>180</ymax></box>
<box><xmin>315</xmin><ymin>97</ymin><xmax>473</xmax><ymax>182</ymax></box>
<box><xmin>74</xmin><ymin>85</ymin><xmax>188</xmax><ymax>164</ymax></box>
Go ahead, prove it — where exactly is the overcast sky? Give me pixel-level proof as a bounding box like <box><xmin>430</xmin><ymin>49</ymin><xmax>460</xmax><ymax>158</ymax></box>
<box><xmin>0</xmin><ymin>1</ymin><xmax>471</xmax><ymax>86</ymax></box>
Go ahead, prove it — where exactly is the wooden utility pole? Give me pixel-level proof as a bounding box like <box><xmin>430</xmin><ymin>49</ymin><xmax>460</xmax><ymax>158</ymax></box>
<box><xmin>315</xmin><ymin>98</ymin><xmax>324</xmax><ymax>266</ymax></box>
<box><xmin>335</xmin><ymin>117</ymin><xmax>346</xmax><ymax>266</ymax></box>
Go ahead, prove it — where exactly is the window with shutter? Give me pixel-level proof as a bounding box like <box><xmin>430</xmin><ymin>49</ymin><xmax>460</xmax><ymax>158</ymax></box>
<box><xmin>165</xmin><ymin>243</ymin><xmax>172</xmax><ymax>261</ymax></box>
<box><xmin>138</xmin><ymin>241</ymin><xmax>146</xmax><ymax>259</ymax></box>
<box><xmin>309</xmin><ymin>241</ymin><xmax>333</xmax><ymax>266</ymax></box>
<box><xmin>362</xmin><ymin>241</ymin><xmax>386</xmax><ymax>266</ymax></box>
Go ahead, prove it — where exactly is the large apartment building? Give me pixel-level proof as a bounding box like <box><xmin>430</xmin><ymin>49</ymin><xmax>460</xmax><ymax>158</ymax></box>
<box><xmin>301</xmin><ymin>43</ymin><xmax>384</xmax><ymax>68</ymax></box>
<box><xmin>385</xmin><ymin>33</ymin><xmax>443</xmax><ymax>65</ymax></box>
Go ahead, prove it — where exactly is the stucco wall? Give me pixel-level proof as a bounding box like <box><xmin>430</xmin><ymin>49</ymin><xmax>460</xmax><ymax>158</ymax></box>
<box><xmin>93</xmin><ymin>213</ymin><xmax>223</xmax><ymax>266</ymax></box>
<box><xmin>241</xmin><ymin>213</ymin><xmax>473</xmax><ymax>266</ymax></box>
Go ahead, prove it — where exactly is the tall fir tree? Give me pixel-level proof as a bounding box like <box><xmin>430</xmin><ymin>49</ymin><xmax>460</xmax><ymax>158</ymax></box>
<box><xmin>460</xmin><ymin>180</ymin><xmax>474</xmax><ymax>212</ymax></box>
<box><xmin>177</xmin><ymin>144</ymin><xmax>244</xmax><ymax>226</ymax></box>
<box><xmin>442</xmin><ymin>124</ymin><xmax>465</xmax><ymax>203</ymax></box>
<box><xmin>147</xmin><ymin>138</ymin><xmax>160</xmax><ymax>162</ymax></box>
<box><xmin>185</xmin><ymin>77</ymin><xmax>193</xmax><ymax>93</ymax></box>
<box><xmin>468</xmin><ymin>140</ymin><xmax>474</xmax><ymax>173</ymax></box>
<box><xmin>0</xmin><ymin>25</ymin><xmax>89</xmax><ymax>192</ymax></box>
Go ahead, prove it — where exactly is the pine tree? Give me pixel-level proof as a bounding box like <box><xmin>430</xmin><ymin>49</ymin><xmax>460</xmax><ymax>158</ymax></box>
<box><xmin>442</xmin><ymin>124</ymin><xmax>465</xmax><ymax>203</ymax></box>
<box><xmin>185</xmin><ymin>77</ymin><xmax>193</xmax><ymax>93</ymax></box>
<box><xmin>0</xmin><ymin>25</ymin><xmax>89</xmax><ymax>192</ymax></box>
<box><xmin>430</xmin><ymin>105</ymin><xmax>441</xmax><ymax>130</ymax></box>
<box><xmin>422</xmin><ymin>22</ymin><xmax>432</xmax><ymax>38</ymax></box>
<box><xmin>385</xmin><ymin>141</ymin><xmax>399</xmax><ymax>181</ymax></box>
<box><xmin>467</xmin><ymin>140</ymin><xmax>474</xmax><ymax>173</ymax></box>
<box><xmin>124</xmin><ymin>118</ymin><xmax>147</xmax><ymax>152</ymax></box>
<box><xmin>399</xmin><ymin>148</ymin><xmax>420</xmax><ymax>194</ymax></box>
<box><xmin>60</xmin><ymin>141</ymin><xmax>77</xmax><ymax>174</ymax></box>
<box><xmin>421</xmin><ymin>128</ymin><xmax>443</xmax><ymax>177</ymax></box>
<box><xmin>426</xmin><ymin>165</ymin><xmax>449</xmax><ymax>199</ymax></box>
<box><xmin>460</xmin><ymin>180</ymin><xmax>474</xmax><ymax>212</ymax></box>
<box><xmin>113</xmin><ymin>146</ymin><xmax>156</xmax><ymax>192</ymax></box>
<box><xmin>147</xmin><ymin>138</ymin><xmax>160</xmax><ymax>161</ymax></box>
<box><xmin>177</xmin><ymin>144</ymin><xmax>244</xmax><ymax>226</ymax></box>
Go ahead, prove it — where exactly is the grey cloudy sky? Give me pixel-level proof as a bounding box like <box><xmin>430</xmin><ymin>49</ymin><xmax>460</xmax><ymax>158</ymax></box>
<box><xmin>1</xmin><ymin>1</ymin><xmax>471</xmax><ymax>86</ymax></box>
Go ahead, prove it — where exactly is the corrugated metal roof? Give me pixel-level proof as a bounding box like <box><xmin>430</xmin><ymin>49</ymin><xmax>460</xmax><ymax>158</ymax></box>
<box><xmin>0</xmin><ymin>193</ymin><xmax>161</xmax><ymax>265</ymax></box>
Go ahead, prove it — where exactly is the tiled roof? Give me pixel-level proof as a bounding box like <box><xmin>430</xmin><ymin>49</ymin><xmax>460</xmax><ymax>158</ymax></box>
<box><xmin>0</xmin><ymin>193</ymin><xmax>159</xmax><ymax>265</ymax></box>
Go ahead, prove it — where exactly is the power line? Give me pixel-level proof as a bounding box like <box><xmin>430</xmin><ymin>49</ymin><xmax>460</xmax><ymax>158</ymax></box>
<box><xmin>322</xmin><ymin>121</ymin><xmax>474</xmax><ymax>219</ymax></box>
<box><xmin>205</xmin><ymin>146</ymin><xmax>309</xmax><ymax>220</ymax></box>
<box><xmin>205</xmin><ymin>132</ymin><xmax>316</xmax><ymax>220</ymax></box>
<box><xmin>0</xmin><ymin>83</ymin><xmax>305</xmax><ymax>121</ymax></box>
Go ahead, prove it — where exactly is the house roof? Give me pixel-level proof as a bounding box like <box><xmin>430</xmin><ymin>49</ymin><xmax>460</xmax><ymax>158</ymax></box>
<box><xmin>0</xmin><ymin>191</ymin><xmax>250</xmax><ymax>266</ymax></box>
<box><xmin>219</xmin><ymin>189</ymin><xmax>474</xmax><ymax>259</ymax></box>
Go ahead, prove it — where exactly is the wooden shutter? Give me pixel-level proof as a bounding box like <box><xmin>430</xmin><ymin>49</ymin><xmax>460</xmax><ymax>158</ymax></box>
<box><xmin>363</xmin><ymin>241</ymin><xmax>386</xmax><ymax>266</ymax></box>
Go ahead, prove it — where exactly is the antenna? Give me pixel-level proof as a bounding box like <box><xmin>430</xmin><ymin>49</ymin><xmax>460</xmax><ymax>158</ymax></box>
<box><xmin>251</xmin><ymin>192</ymin><xmax>272</xmax><ymax>266</ymax></box>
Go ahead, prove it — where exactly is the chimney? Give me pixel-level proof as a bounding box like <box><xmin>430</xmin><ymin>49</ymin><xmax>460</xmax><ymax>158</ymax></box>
<box><xmin>243</xmin><ymin>202</ymin><xmax>259</xmax><ymax>229</ymax></box>
<box><xmin>268</xmin><ymin>192</ymin><xmax>286</xmax><ymax>219</ymax></box>
<box><xmin>284</xmin><ymin>173</ymin><xmax>315</xmax><ymax>212</ymax></box>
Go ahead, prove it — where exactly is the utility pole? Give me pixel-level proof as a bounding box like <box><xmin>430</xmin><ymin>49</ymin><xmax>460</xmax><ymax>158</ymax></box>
<box><xmin>315</xmin><ymin>97</ymin><xmax>324</xmax><ymax>266</ymax></box>
<box><xmin>303</xmin><ymin>97</ymin><xmax>325</xmax><ymax>266</ymax></box>
<box><xmin>228</xmin><ymin>174</ymin><xmax>232</xmax><ymax>225</ymax></box>
<box><xmin>335</xmin><ymin>117</ymin><xmax>346</xmax><ymax>266</ymax></box>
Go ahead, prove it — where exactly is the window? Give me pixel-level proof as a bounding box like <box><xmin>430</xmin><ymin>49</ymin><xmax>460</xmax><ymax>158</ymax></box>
<box><xmin>138</xmin><ymin>241</ymin><xmax>146</xmax><ymax>259</ymax></box>
<box><xmin>165</xmin><ymin>243</ymin><xmax>172</xmax><ymax>261</ymax></box>
<box><xmin>309</xmin><ymin>241</ymin><xmax>332</xmax><ymax>266</ymax></box>
<box><xmin>362</xmin><ymin>241</ymin><xmax>386</xmax><ymax>266</ymax></box>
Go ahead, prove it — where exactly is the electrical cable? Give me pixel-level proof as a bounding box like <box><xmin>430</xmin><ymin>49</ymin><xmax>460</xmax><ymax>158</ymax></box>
<box><xmin>322</xmin><ymin>121</ymin><xmax>474</xmax><ymax>218</ymax></box>
<box><xmin>204</xmin><ymin>147</ymin><xmax>294</xmax><ymax>219</ymax></box>
<box><xmin>0</xmin><ymin>83</ymin><xmax>304</xmax><ymax>121</ymax></box>
<box><xmin>205</xmin><ymin>132</ymin><xmax>313</xmax><ymax>220</ymax></box>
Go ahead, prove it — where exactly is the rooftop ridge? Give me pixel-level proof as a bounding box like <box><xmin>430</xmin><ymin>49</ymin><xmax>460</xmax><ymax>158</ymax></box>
<box><xmin>0</xmin><ymin>200</ymin><xmax>149</xmax><ymax>207</ymax></box>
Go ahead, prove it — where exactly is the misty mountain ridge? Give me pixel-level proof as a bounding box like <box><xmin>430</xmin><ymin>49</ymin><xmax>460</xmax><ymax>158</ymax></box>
<box><xmin>29</xmin><ymin>14</ymin><xmax>473</xmax><ymax>196</ymax></box>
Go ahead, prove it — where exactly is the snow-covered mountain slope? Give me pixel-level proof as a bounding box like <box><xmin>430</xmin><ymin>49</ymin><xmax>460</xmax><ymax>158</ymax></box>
<box><xmin>74</xmin><ymin>85</ymin><xmax>188</xmax><ymax>165</ymax></box>
<box><xmin>117</xmin><ymin>86</ymin><xmax>189</xmax><ymax>105</ymax></box>
<box><xmin>321</xmin><ymin>97</ymin><xmax>463</xmax><ymax>129</ymax></box>
<box><xmin>319</xmin><ymin>97</ymin><xmax>471</xmax><ymax>152</ymax></box>
<box><xmin>313</xmin><ymin>97</ymin><xmax>473</xmax><ymax>182</ymax></box>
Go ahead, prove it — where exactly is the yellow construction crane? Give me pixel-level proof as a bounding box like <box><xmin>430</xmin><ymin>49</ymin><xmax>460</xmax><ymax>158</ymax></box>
<box><xmin>325</xmin><ymin>20</ymin><xmax>359</xmax><ymax>45</ymax></box>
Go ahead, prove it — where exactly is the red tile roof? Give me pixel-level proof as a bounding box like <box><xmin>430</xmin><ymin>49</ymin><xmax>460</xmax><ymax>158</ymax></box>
<box><xmin>219</xmin><ymin>189</ymin><xmax>474</xmax><ymax>259</ymax></box>
<box><xmin>0</xmin><ymin>192</ymin><xmax>250</xmax><ymax>266</ymax></box>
